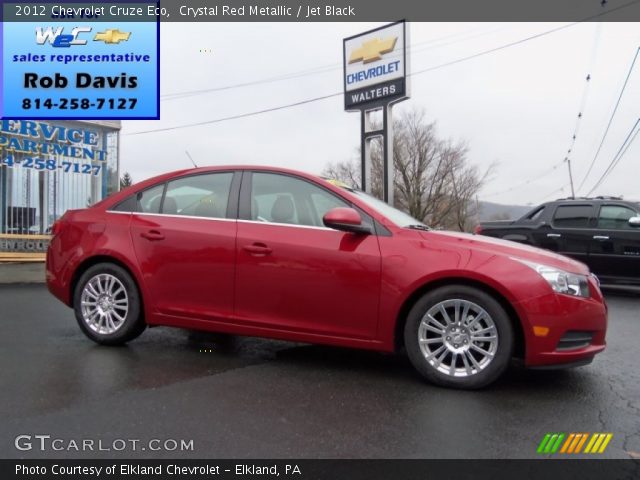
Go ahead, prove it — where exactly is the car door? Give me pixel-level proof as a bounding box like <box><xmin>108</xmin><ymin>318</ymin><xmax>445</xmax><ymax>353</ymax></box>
<box><xmin>589</xmin><ymin>204</ymin><xmax>640</xmax><ymax>284</ymax></box>
<box><xmin>234</xmin><ymin>171</ymin><xmax>381</xmax><ymax>339</ymax></box>
<box><xmin>540</xmin><ymin>203</ymin><xmax>594</xmax><ymax>265</ymax></box>
<box><xmin>129</xmin><ymin>171</ymin><xmax>239</xmax><ymax>321</ymax></box>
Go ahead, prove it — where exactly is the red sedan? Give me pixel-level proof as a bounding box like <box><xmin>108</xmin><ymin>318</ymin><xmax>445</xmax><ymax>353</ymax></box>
<box><xmin>46</xmin><ymin>166</ymin><xmax>607</xmax><ymax>389</ymax></box>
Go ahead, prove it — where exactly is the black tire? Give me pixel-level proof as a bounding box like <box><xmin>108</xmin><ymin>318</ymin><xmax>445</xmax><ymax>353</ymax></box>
<box><xmin>404</xmin><ymin>285</ymin><xmax>514</xmax><ymax>389</ymax></box>
<box><xmin>73</xmin><ymin>263</ymin><xmax>146</xmax><ymax>345</ymax></box>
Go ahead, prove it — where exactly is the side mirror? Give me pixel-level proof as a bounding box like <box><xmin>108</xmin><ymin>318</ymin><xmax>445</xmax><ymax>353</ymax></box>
<box><xmin>629</xmin><ymin>216</ymin><xmax>640</xmax><ymax>227</ymax></box>
<box><xmin>323</xmin><ymin>207</ymin><xmax>371</xmax><ymax>234</ymax></box>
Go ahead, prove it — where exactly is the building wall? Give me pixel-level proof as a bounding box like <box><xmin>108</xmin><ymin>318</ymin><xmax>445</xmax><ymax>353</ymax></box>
<box><xmin>0</xmin><ymin>120</ymin><xmax>120</xmax><ymax>259</ymax></box>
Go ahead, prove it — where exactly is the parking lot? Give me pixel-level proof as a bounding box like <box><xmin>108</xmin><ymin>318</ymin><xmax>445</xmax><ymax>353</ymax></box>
<box><xmin>1</xmin><ymin>283</ymin><xmax>638</xmax><ymax>459</ymax></box>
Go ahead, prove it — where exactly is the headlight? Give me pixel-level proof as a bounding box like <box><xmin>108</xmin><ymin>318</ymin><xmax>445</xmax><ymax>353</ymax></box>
<box><xmin>512</xmin><ymin>259</ymin><xmax>590</xmax><ymax>298</ymax></box>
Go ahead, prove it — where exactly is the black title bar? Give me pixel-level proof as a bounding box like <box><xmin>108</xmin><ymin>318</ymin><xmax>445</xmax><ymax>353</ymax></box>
<box><xmin>4</xmin><ymin>459</ymin><xmax>640</xmax><ymax>480</ymax></box>
<box><xmin>3</xmin><ymin>0</ymin><xmax>640</xmax><ymax>22</ymax></box>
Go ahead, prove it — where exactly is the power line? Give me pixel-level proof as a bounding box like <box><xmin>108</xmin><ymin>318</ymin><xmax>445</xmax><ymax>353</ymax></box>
<box><xmin>409</xmin><ymin>22</ymin><xmax>580</xmax><ymax>77</ymax></box>
<box><xmin>127</xmin><ymin>92</ymin><xmax>343</xmax><ymax>135</ymax></box>
<box><xmin>565</xmin><ymin>74</ymin><xmax>592</xmax><ymax>157</ymax></box>
<box><xmin>126</xmin><ymin>24</ymin><xmax>583</xmax><ymax>136</ymax></box>
<box><xmin>586</xmin><ymin>118</ymin><xmax>640</xmax><ymax>196</ymax></box>
<box><xmin>161</xmin><ymin>65</ymin><xmax>337</xmax><ymax>101</ymax></box>
<box><xmin>560</xmin><ymin>22</ymin><xmax>601</xmax><ymax>198</ymax></box>
<box><xmin>561</xmin><ymin>72</ymin><xmax>593</xmax><ymax>198</ymax></box>
<box><xmin>482</xmin><ymin>161</ymin><xmax>564</xmax><ymax>197</ymax></box>
<box><xmin>576</xmin><ymin>46</ymin><xmax>640</xmax><ymax>193</ymax></box>
<box><xmin>127</xmin><ymin>0</ymin><xmax>640</xmax><ymax>136</ymax></box>
<box><xmin>538</xmin><ymin>183</ymin><xmax>571</xmax><ymax>203</ymax></box>
<box><xmin>484</xmin><ymin>24</ymin><xmax>600</xmax><ymax>200</ymax></box>
<box><xmin>160</xmin><ymin>25</ymin><xmax>509</xmax><ymax>101</ymax></box>
<box><xmin>564</xmin><ymin>23</ymin><xmax>601</xmax><ymax>158</ymax></box>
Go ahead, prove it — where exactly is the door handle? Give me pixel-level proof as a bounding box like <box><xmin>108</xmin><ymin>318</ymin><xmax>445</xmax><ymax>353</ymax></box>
<box><xmin>140</xmin><ymin>230</ymin><xmax>165</xmax><ymax>241</ymax></box>
<box><xmin>547</xmin><ymin>233</ymin><xmax>561</xmax><ymax>238</ymax></box>
<box><xmin>243</xmin><ymin>243</ymin><xmax>272</xmax><ymax>255</ymax></box>
<box><xmin>593</xmin><ymin>235</ymin><xmax>610</xmax><ymax>241</ymax></box>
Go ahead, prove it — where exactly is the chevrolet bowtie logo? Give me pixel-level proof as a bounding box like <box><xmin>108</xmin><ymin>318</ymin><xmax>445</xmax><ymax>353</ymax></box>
<box><xmin>94</xmin><ymin>29</ymin><xmax>131</xmax><ymax>44</ymax></box>
<box><xmin>349</xmin><ymin>36</ymin><xmax>398</xmax><ymax>64</ymax></box>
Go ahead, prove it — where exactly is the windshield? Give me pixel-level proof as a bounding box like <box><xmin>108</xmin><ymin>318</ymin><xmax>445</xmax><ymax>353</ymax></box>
<box><xmin>351</xmin><ymin>190</ymin><xmax>427</xmax><ymax>228</ymax></box>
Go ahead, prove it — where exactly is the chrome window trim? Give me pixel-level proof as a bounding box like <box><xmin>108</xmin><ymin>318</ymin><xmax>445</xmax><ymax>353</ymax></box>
<box><xmin>106</xmin><ymin>210</ymin><xmax>237</xmax><ymax>222</ymax></box>
<box><xmin>237</xmin><ymin>219</ymin><xmax>334</xmax><ymax>231</ymax></box>
<box><xmin>108</xmin><ymin>211</ymin><xmax>371</xmax><ymax>232</ymax></box>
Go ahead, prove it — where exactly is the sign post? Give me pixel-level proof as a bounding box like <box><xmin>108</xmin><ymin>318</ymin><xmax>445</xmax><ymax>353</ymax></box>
<box><xmin>343</xmin><ymin>21</ymin><xmax>410</xmax><ymax>205</ymax></box>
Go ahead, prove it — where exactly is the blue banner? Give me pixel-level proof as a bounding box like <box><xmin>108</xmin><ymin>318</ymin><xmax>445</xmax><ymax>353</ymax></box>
<box><xmin>1</xmin><ymin>3</ymin><xmax>159</xmax><ymax>119</ymax></box>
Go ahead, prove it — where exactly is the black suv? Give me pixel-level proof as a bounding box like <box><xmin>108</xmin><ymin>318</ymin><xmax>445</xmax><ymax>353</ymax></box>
<box><xmin>476</xmin><ymin>197</ymin><xmax>640</xmax><ymax>286</ymax></box>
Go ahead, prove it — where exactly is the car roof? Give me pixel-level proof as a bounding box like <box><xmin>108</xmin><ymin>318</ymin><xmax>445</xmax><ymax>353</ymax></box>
<box><xmin>547</xmin><ymin>197</ymin><xmax>638</xmax><ymax>207</ymax></box>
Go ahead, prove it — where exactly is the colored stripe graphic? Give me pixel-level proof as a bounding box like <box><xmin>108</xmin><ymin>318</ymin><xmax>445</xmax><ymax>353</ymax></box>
<box><xmin>537</xmin><ymin>434</ymin><xmax>552</xmax><ymax>454</ymax></box>
<box><xmin>539</xmin><ymin>433</ymin><xmax>613</xmax><ymax>454</ymax></box>
<box><xmin>537</xmin><ymin>433</ymin><xmax>565</xmax><ymax>454</ymax></box>
<box><xmin>598</xmin><ymin>433</ymin><xmax>613</xmax><ymax>453</ymax></box>
<box><xmin>585</xmin><ymin>433</ymin><xmax>613</xmax><ymax>453</ymax></box>
<box><xmin>574</xmin><ymin>433</ymin><xmax>589</xmax><ymax>453</ymax></box>
<box><xmin>550</xmin><ymin>433</ymin><xmax>565</xmax><ymax>453</ymax></box>
<box><xmin>584</xmin><ymin>433</ymin><xmax>599</xmax><ymax>453</ymax></box>
<box><xmin>560</xmin><ymin>433</ymin><xmax>575</xmax><ymax>453</ymax></box>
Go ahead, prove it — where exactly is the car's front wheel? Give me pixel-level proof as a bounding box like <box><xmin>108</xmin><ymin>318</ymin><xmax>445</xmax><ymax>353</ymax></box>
<box><xmin>73</xmin><ymin>263</ymin><xmax>146</xmax><ymax>345</ymax></box>
<box><xmin>404</xmin><ymin>285</ymin><xmax>514</xmax><ymax>389</ymax></box>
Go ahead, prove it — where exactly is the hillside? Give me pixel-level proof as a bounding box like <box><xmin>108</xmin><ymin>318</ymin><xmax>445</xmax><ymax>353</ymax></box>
<box><xmin>477</xmin><ymin>201</ymin><xmax>532</xmax><ymax>221</ymax></box>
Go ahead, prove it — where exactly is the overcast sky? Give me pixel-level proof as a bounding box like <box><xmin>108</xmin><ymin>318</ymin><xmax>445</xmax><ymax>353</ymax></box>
<box><xmin>120</xmin><ymin>22</ymin><xmax>640</xmax><ymax>205</ymax></box>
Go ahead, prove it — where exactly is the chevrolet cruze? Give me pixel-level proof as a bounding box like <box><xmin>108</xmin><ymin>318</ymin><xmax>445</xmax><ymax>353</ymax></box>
<box><xmin>46</xmin><ymin>166</ymin><xmax>607</xmax><ymax>389</ymax></box>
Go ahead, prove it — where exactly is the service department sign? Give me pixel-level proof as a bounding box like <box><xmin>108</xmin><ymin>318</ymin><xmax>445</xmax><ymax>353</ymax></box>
<box><xmin>343</xmin><ymin>21</ymin><xmax>409</xmax><ymax>110</ymax></box>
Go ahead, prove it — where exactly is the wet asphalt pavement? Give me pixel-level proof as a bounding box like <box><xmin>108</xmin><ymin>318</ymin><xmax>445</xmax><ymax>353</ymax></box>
<box><xmin>1</xmin><ymin>284</ymin><xmax>639</xmax><ymax>459</ymax></box>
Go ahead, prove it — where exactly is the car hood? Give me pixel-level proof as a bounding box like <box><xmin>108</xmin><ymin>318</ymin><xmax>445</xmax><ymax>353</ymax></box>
<box><xmin>420</xmin><ymin>230</ymin><xmax>590</xmax><ymax>275</ymax></box>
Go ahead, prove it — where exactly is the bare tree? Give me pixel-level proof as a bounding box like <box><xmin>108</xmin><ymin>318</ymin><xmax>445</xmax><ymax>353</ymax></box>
<box><xmin>323</xmin><ymin>156</ymin><xmax>360</xmax><ymax>189</ymax></box>
<box><xmin>322</xmin><ymin>108</ymin><xmax>491</xmax><ymax>231</ymax></box>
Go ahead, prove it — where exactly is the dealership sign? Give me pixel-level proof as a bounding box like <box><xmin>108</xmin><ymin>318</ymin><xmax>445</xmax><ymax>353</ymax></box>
<box><xmin>343</xmin><ymin>21</ymin><xmax>409</xmax><ymax>110</ymax></box>
<box><xmin>0</xmin><ymin>120</ymin><xmax>107</xmax><ymax>177</ymax></box>
<box><xmin>1</xmin><ymin>2</ymin><xmax>160</xmax><ymax>119</ymax></box>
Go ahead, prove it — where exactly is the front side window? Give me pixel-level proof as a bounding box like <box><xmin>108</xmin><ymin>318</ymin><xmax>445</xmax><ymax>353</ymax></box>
<box><xmin>552</xmin><ymin>205</ymin><xmax>593</xmax><ymax>228</ymax></box>
<box><xmin>163</xmin><ymin>173</ymin><xmax>233</xmax><ymax>218</ymax></box>
<box><xmin>597</xmin><ymin>205</ymin><xmax>637</xmax><ymax>230</ymax></box>
<box><xmin>250</xmin><ymin>173</ymin><xmax>349</xmax><ymax>227</ymax></box>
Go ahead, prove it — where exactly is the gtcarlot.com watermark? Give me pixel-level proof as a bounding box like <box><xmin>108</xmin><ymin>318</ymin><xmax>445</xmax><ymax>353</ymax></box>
<box><xmin>15</xmin><ymin>435</ymin><xmax>194</xmax><ymax>453</ymax></box>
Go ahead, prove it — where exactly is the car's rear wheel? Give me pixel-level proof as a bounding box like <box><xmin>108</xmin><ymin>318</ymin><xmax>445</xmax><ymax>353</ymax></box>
<box><xmin>73</xmin><ymin>263</ymin><xmax>146</xmax><ymax>345</ymax></box>
<box><xmin>404</xmin><ymin>285</ymin><xmax>513</xmax><ymax>389</ymax></box>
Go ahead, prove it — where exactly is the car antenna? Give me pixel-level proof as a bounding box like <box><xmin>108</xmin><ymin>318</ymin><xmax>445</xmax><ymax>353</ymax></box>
<box><xmin>185</xmin><ymin>150</ymin><xmax>198</xmax><ymax>168</ymax></box>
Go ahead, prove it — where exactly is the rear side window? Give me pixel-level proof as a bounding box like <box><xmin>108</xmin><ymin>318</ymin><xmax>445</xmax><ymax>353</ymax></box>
<box><xmin>552</xmin><ymin>205</ymin><xmax>592</xmax><ymax>228</ymax></box>
<box><xmin>524</xmin><ymin>206</ymin><xmax>544</xmax><ymax>221</ymax></box>
<box><xmin>137</xmin><ymin>184</ymin><xmax>165</xmax><ymax>213</ymax></box>
<box><xmin>163</xmin><ymin>173</ymin><xmax>233</xmax><ymax>218</ymax></box>
<box><xmin>111</xmin><ymin>195</ymin><xmax>138</xmax><ymax>213</ymax></box>
<box><xmin>597</xmin><ymin>205</ymin><xmax>637</xmax><ymax>230</ymax></box>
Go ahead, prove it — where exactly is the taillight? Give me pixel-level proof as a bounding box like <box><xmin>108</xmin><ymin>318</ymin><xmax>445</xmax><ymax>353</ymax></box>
<box><xmin>473</xmin><ymin>224</ymin><xmax>482</xmax><ymax>235</ymax></box>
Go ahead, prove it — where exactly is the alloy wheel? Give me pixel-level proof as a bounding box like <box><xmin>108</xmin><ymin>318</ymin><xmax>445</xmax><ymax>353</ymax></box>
<box><xmin>417</xmin><ymin>299</ymin><xmax>499</xmax><ymax>377</ymax></box>
<box><xmin>80</xmin><ymin>273</ymin><xmax>129</xmax><ymax>335</ymax></box>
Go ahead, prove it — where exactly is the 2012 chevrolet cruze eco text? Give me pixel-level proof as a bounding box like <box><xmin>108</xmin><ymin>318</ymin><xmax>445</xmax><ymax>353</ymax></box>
<box><xmin>46</xmin><ymin>166</ymin><xmax>608</xmax><ymax>389</ymax></box>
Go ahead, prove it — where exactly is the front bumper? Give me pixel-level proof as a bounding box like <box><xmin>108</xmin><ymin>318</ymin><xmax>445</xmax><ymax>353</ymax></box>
<box><xmin>515</xmin><ymin>277</ymin><xmax>607</xmax><ymax>368</ymax></box>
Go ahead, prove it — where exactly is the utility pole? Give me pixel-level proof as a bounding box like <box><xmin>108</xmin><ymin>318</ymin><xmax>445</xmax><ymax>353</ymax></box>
<box><xmin>565</xmin><ymin>158</ymin><xmax>575</xmax><ymax>198</ymax></box>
